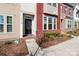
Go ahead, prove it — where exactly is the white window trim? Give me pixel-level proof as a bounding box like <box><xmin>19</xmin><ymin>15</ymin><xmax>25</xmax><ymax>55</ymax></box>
<box><xmin>0</xmin><ymin>14</ymin><xmax>14</xmax><ymax>34</ymax></box>
<box><xmin>43</xmin><ymin>15</ymin><xmax>57</xmax><ymax>30</ymax></box>
<box><xmin>7</xmin><ymin>15</ymin><xmax>14</xmax><ymax>33</ymax></box>
<box><xmin>43</xmin><ymin>15</ymin><xmax>44</xmax><ymax>31</ymax></box>
<box><xmin>68</xmin><ymin>20</ymin><xmax>72</xmax><ymax>29</ymax></box>
<box><xmin>54</xmin><ymin>17</ymin><xmax>57</xmax><ymax>30</ymax></box>
<box><xmin>0</xmin><ymin>15</ymin><xmax>5</xmax><ymax>33</ymax></box>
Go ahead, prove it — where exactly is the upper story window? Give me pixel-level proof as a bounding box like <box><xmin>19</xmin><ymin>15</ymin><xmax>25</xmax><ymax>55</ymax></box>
<box><xmin>64</xmin><ymin>6</ymin><xmax>67</xmax><ymax>14</ymax></box>
<box><xmin>53</xmin><ymin>3</ymin><xmax>56</xmax><ymax>7</ymax></box>
<box><xmin>68</xmin><ymin>7</ymin><xmax>73</xmax><ymax>16</ymax></box>
<box><xmin>47</xmin><ymin>3</ymin><xmax>52</xmax><ymax>5</ymax></box>
<box><xmin>69</xmin><ymin>8</ymin><xmax>71</xmax><ymax>15</ymax></box>
<box><xmin>76</xmin><ymin>9</ymin><xmax>79</xmax><ymax>18</ymax></box>
<box><xmin>47</xmin><ymin>3</ymin><xmax>57</xmax><ymax>7</ymax></box>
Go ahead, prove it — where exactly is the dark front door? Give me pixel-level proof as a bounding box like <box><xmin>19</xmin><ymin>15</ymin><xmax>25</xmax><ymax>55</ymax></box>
<box><xmin>25</xmin><ymin>19</ymin><xmax>32</xmax><ymax>36</ymax></box>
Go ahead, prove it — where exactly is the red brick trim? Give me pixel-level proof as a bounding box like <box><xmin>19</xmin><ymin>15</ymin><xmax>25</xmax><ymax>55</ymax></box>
<box><xmin>36</xmin><ymin>3</ymin><xmax>43</xmax><ymax>37</ymax></box>
<box><xmin>57</xmin><ymin>3</ymin><xmax>60</xmax><ymax>32</ymax></box>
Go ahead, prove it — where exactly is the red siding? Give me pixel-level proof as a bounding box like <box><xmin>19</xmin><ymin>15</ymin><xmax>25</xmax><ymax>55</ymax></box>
<box><xmin>57</xmin><ymin>3</ymin><xmax>60</xmax><ymax>32</ymax></box>
<box><xmin>36</xmin><ymin>3</ymin><xmax>43</xmax><ymax>36</ymax></box>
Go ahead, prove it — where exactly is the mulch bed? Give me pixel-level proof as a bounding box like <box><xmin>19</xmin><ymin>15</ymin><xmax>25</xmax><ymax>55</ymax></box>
<box><xmin>67</xmin><ymin>29</ymin><xmax>79</xmax><ymax>36</ymax></box>
<box><xmin>0</xmin><ymin>39</ymin><xmax>28</xmax><ymax>56</ymax></box>
<box><xmin>40</xmin><ymin>37</ymin><xmax>71</xmax><ymax>48</ymax></box>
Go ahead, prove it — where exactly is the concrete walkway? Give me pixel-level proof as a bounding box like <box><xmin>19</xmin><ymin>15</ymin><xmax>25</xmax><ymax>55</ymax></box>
<box><xmin>43</xmin><ymin>36</ymin><xmax>79</xmax><ymax>56</ymax></box>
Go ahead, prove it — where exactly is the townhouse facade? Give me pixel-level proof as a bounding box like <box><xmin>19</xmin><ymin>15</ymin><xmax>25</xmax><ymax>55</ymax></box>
<box><xmin>0</xmin><ymin>3</ymin><xmax>37</xmax><ymax>40</ymax></box>
<box><xmin>0</xmin><ymin>3</ymin><xmax>78</xmax><ymax>40</ymax></box>
<box><xmin>0</xmin><ymin>4</ymin><xmax>21</xmax><ymax>40</ymax></box>
<box><xmin>60</xmin><ymin>3</ymin><xmax>75</xmax><ymax>31</ymax></box>
<box><xmin>37</xmin><ymin>3</ymin><xmax>60</xmax><ymax>37</ymax></box>
<box><xmin>74</xmin><ymin>4</ymin><xmax>79</xmax><ymax>29</ymax></box>
<box><xmin>0</xmin><ymin>3</ymin><xmax>60</xmax><ymax>40</ymax></box>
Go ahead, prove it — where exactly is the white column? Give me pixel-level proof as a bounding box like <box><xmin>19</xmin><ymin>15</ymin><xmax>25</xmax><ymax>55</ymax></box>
<box><xmin>20</xmin><ymin>12</ymin><xmax>23</xmax><ymax>38</ymax></box>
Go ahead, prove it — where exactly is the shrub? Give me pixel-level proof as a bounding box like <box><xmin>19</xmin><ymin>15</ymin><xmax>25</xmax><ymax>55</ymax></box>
<box><xmin>49</xmin><ymin>35</ymin><xmax>54</xmax><ymax>41</ymax></box>
<box><xmin>44</xmin><ymin>32</ymin><xmax>61</xmax><ymax>37</ymax></box>
<box><xmin>5</xmin><ymin>41</ymin><xmax>13</xmax><ymax>45</ymax></box>
<box><xmin>43</xmin><ymin>32</ymin><xmax>62</xmax><ymax>41</ymax></box>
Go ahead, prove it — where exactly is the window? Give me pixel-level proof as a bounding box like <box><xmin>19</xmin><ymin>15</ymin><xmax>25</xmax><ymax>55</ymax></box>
<box><xmin>64</xmin><ymin>6</ymin><xmax>67</xmax><ymax>14</ymax></box>
<box><xmin>47</xmin><ymin>3</ymin><xmax>57</xmax><ymax>7</ymax></box>
<box><xmin>76</xmin><ymin>10</ymin><xmax>79</xmax><ymax>18</ymax></box>
<box><xmin>7</xmin><ymin>16</ymin><xmax>12</xmax><ymax>32</ymax></box>
<box><xmin>47</xmin><ymin>3</ymin><xmax>52</xmax><ymax>5</ymax></box>
<box><xmin>68</xmin><ymin>20</ymin><xmax>72</xmax><ymax>28</ymax></box>
<box><xmin>75</xmin><ymin>21</ymin><xmax>77</xmax><ymax>28</ymax></box>
<box><xmin>43</xmin><ymin>15</ymin><xmax>57</xmax><ymax>30</ymax></box>
<box><xmin>69</xmin><ymin>8</ymin><xmax>71</xmax><ymax>15</ymax></box>
<box><xmin>53</xmin><ymin>3</ymin><xmax>56</xmax><ymax>7</ymax></box>
<box><xmin>48</xmin><ymin>17</ymin><xmax>52</xmax><ymax>29</ymax></box>
<box><xmin>44</xmin><ymin>17</ymin><xmax>47</xmax><ymax>30</ymax></box>
<box><xmin>0</xmin><ymin>15</ymin><xmax>13</xmax><ymax>33</ymax></box>
<box><xmin>0</xmin><ymin>15</ymin><xmax>4</xmax><ymax>32</ymax></box>
<box><xmin>54</xmin><ymin>17</ymin><xmax>56</xmax><ymax>29</ymax></box>
<box><xmin>78</xmin><ymin>22</ymin><xmax>79</xmax><ymax>27</ymax></box>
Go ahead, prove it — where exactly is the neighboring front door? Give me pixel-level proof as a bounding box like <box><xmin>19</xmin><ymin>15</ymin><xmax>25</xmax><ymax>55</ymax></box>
<box><xmin>25</xmin><ymin>19</ymin><xmax>32</xmax><ymax>36</ymax></box>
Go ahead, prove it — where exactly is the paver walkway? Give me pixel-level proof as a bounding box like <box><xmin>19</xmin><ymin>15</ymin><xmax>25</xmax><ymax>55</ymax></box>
<box><xmin>43</xmin><ymin>36</ymin><xmax>79</xmax><ymax>56</ymax></box>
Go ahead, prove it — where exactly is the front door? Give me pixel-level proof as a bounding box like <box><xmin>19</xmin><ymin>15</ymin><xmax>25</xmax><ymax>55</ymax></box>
<box><xmin>25</xmin><ymin>19</ymin><xmax>32</xmax><ymax>36</ymax></box>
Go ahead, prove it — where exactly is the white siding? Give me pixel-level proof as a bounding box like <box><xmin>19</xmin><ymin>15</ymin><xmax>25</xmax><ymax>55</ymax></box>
<box><xmin>74</xmin><ymin>4</ymin><xmax>79</xmax><ymax>21</ymax></box>
<box><xmin>44</xmin><ymin>4</ymin><xmax>58</xmax><ymax>15</ymax></box>
<box><xmin>20</xmin><ymin>3</ymin><xmax>37</xmax><ymax>37</ymax></box>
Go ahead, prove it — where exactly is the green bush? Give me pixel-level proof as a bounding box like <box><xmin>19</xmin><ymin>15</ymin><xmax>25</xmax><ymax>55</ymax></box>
<box><xmin>5</xmin><ymin>41</ymin><xmax>13</xmax><ymax>45</ymax></box>
<box><xmin>49</xmin><ymin>35</ymin><xmax>54</xmax><ymax>40</ymax></box>
<box><xmin>44</xmin><ymin>32</ymin><xmax>61</xmax><ymax>37</ymax></box>
<box><xmin>43</xmin><ymin>32</ymin><xmax>62</xmax><ymax>41</ymax></box>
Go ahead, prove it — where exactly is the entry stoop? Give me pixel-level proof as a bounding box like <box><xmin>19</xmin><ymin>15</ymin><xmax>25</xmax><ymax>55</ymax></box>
<box><xmin>22</xmin><ymin>34</ymin><xmax>36</xmax><ymax>40</ymax></box>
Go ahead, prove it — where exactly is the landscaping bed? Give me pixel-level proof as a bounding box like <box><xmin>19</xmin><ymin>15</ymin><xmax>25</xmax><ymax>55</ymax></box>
<box><xmin>37</xmin><ymin>32</ymin><xmax>72</xmax><ymax>48</ymax></box>
<box><xmin>67</xmin><ymin>29</ymin><xmax>79</xmax><ymax>36</ymax></box>
<box><xmin>0</xmin><ymin>39</ymin><xmax>28</xmax><ymax>56</ymax></box>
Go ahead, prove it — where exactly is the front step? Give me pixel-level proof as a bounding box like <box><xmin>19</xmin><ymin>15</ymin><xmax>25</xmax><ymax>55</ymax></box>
<box><xmin>22</xmin><ymin>34</ymin><xmax>36</xmax><ymax>40</ymax></box>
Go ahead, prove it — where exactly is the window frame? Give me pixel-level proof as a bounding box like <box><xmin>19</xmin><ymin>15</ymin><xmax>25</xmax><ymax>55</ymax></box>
<box><xmin>44</xmin><ymin>16</ymin><xmax>47</xmax><ymax>30</ymax></box>
<box><xmin>64</xmin><ymin>5</ymin><xmax>67</xmax><ymax>14</ymax></box>
<box><xmin>43</xmin><ymin>15</ymin><xmax>57</xmax><ymax>30</ymax></box>
<box><xmin>68</xmin><ymin>20</ymin><xmax>72</xmax><ymax>29</ymax></box>
<box><xmin>7</xmin><ymin>16</ymin><xmax>13</xmax><ymax>32</ymax></box>
<box><xmin>53</xmin><ymin>17</ymin><xmax>57</xmax><ymax>30</ymax></box>
<box><xmin>48</xmin><ymin>16</ymin><xmax>53</xmax><ymax>29</ymax></box>
<box><xmin>0</xmin><ymin>14</ymin><xmax>14</xmax><ymax>34</ymax></box>
<box><xmin>53</xmin><ymin>3</ymin><xmax>57</xmax><ymax>7</ymax></box>
<box><xmin>47</xmin><ymin>3</ymin><xmax>57</xmax><ymax>7</ymax></box>
<box><xmin>74</xmin><ymin>21</ymin><xmax>77</xmax><ymax>28</ymax></box>
<box><xmin>0</xmin><ymin>15</ymin><xmax>4</xmax><ymax>33</ymax></box>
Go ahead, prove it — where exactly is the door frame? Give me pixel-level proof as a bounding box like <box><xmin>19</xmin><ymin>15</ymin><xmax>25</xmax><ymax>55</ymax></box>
<box><xmin>20</xmin><ymin>12</ymin><xmax>35</xmax><ymax>38</ymax></box>
<box><xmin>23</xmin><ymin>14</ymin><xmax>33</xmax><ymax>36</ymax></box>
<box><xmin>24</xmin><ymin>18</ymin><xmax>32</xmax><ymax>36</ymax></box>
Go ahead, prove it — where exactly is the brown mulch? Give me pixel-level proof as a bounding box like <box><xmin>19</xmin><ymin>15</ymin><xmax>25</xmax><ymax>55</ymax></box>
<box><xmin>0</xmin><ymin>39</ymin><xmax>29</xmax><ymax>56</ymax></box>
<box><xmin>40</xmin><ymin>37</ymin><xmax>71</xmax><ymax>48</ymax></box>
